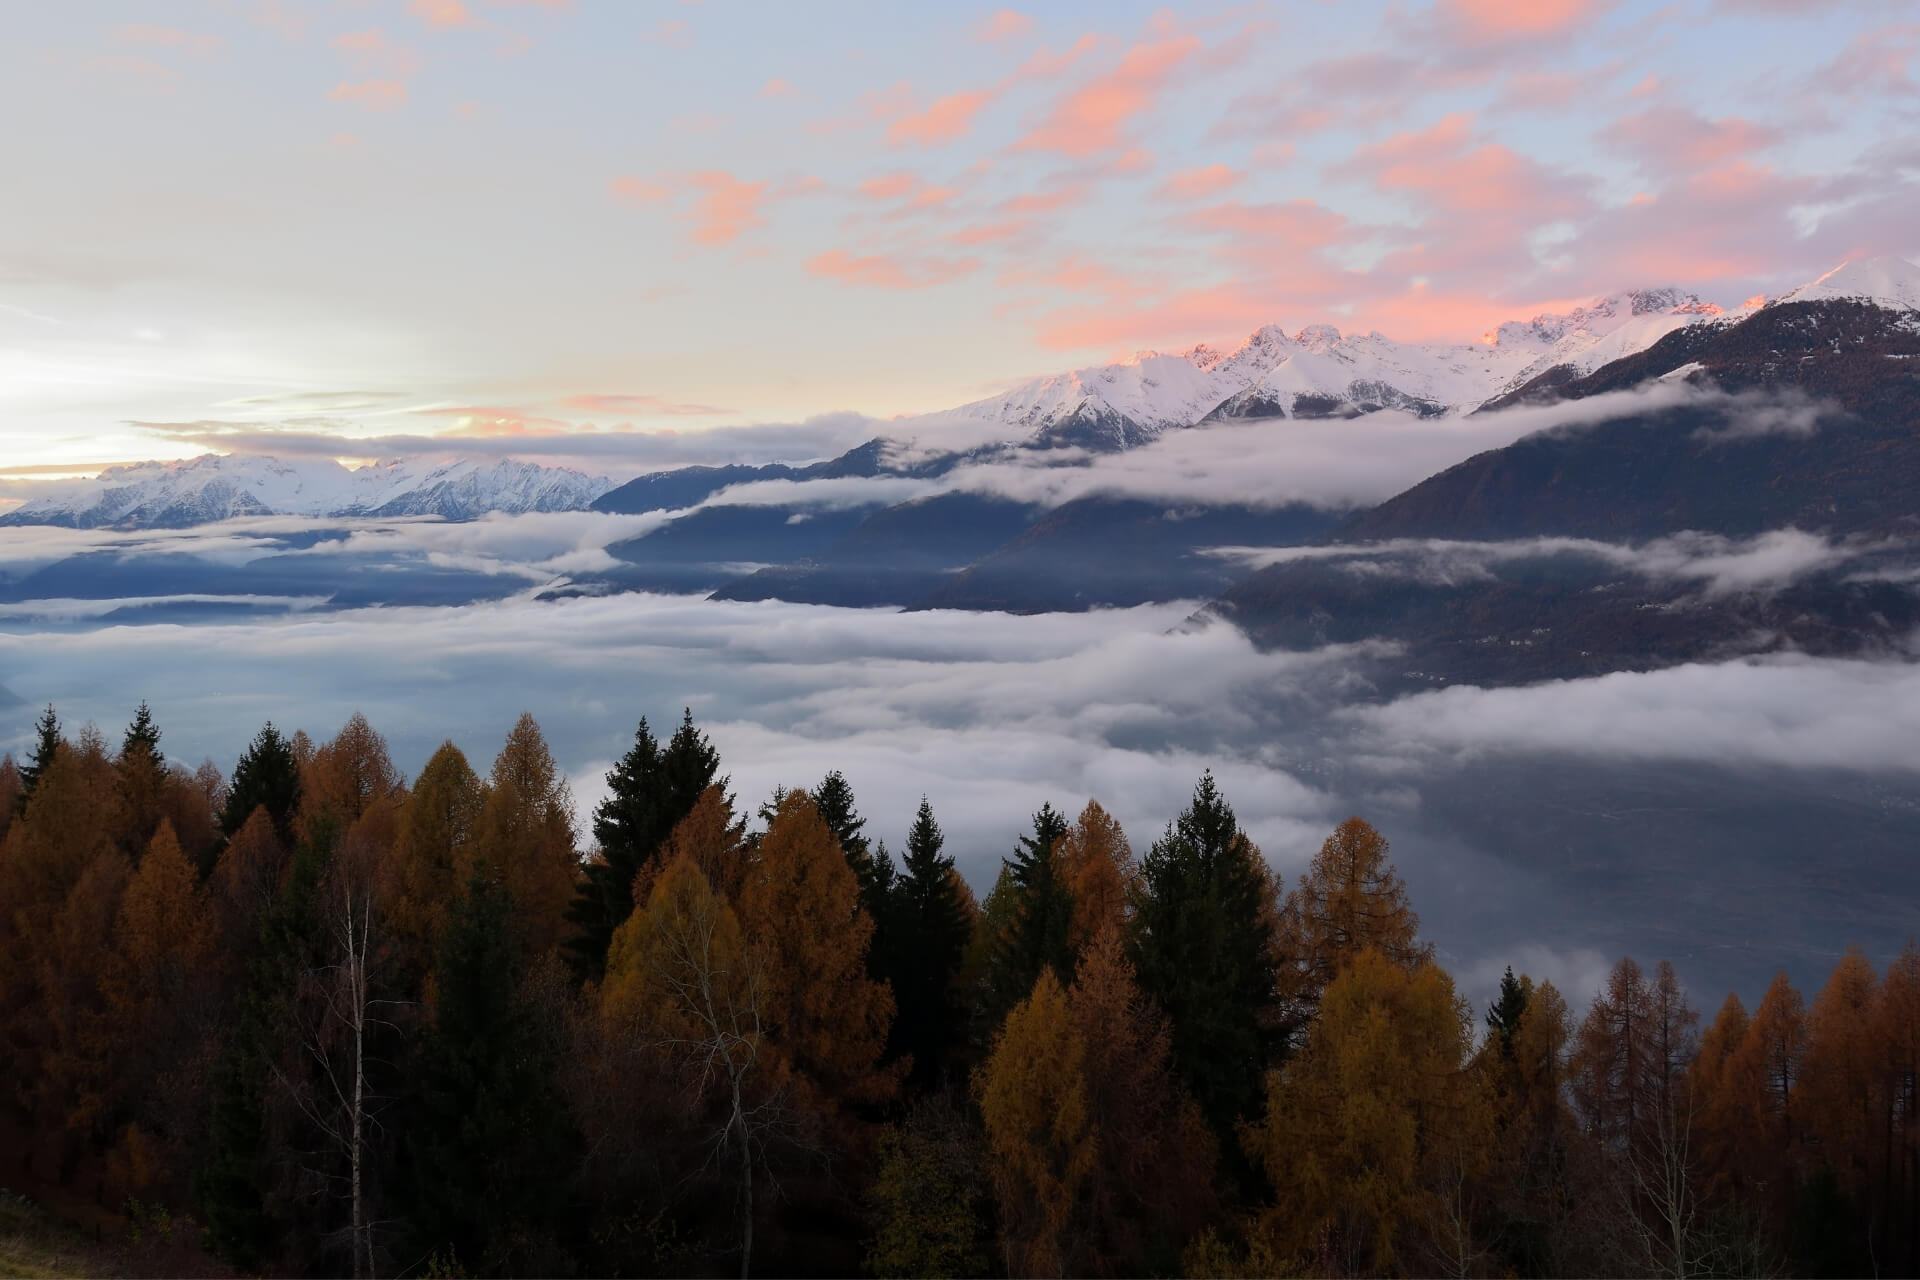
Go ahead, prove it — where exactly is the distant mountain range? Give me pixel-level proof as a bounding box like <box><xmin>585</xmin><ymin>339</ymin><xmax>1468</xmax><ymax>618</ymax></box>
<box><xmin>0</xmin><ymin>455</ymin><xmax>614</xmax><ymax>530</ymax></box>
<box><xmin>22</xmin><ymin>264</ymin><xmax>1907</xmax><ymax>533</ymax></box>
<box><xmin>10</xmin><ymin>255</ymin><xmax>1920</xmax><ymax>693</ymax></box>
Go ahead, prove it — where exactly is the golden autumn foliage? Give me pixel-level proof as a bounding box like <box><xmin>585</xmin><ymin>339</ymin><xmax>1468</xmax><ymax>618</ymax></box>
<box><xmin>1251</xmin><ymin>948</ymin><xmax>1491</xmax><ymax>1276</ymax></box>
<box><xmin>1800</xmin><ymin>947</ymin><xmax>1879</xmax><ymax>1192</ymax></box>
<box><xmin>297</xmin><ymin>712</ymin><xmax>403</xmax><ymax>845</ymax></box>
<box><xmin>1056</xmin><ymin>800</ymin><xmax>1136</xmax><ymax>957</ymax></box>
<box><xmin>473</xmin><ymin>714</ymin><xmax>580</xmax><ymax>961</ymax></box>
<box><xmin>209</xmin><ymin>804</ymin><xmax>288</xmax><ymax>948</ymax></box>
<box><xmin>976</xmin><ymin>968</ymin><xmax>1097</xmax><ymax>1279</ymax></box>
<box><xmin>386</xmin><ymin>740</ymin><xmax>483</xmax><ymax>971</ymax></box>
<box><xmin>738</xmin><ymin>790</ymin><xmax>895</xmax><ymax>1108</ymax></box>
<box><xmin>602</xmin><ymin>850</ymin><xmax>757</xmax><ymax>1048</ymax></box>
<box><xmin>1276</xmin><ymin>816</ymin><xmax>1429</xmax><ymax>1038</ymax></box>
<box><xmin>1067</xmin><ymin>926</ymin><xmax>1216</xmax><ymax>1275</ymax></box>
<box><xmin>640</xmin><ymin>784</ymin><xmax>749</xmax><ymax>908</ymax></box>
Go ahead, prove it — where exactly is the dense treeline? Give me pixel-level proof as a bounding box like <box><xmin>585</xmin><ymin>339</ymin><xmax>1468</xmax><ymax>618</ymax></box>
<box><xmin>1</xmin><ymin>701</ymin><xmax>1916</xmax><ymax>1277</ymax></box>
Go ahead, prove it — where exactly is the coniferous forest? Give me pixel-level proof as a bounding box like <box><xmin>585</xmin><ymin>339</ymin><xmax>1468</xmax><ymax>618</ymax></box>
<box><xmin>3</xmin><ymin>702</ymin><xmax>1918</xmax><ymax>1279</ymax></box>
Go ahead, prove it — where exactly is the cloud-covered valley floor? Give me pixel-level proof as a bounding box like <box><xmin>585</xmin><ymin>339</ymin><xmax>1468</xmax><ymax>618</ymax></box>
<box><xmin>5</xmin><ymin>583</ymin><xmax>1919</xmax><ymax>1014</ymax></box>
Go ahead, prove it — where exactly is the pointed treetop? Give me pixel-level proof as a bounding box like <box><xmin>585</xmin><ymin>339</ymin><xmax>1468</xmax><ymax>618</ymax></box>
<box><xmin>123</xmin><ymin>700</ymin><xmax>163</xmax><ymax>768</ymax></box>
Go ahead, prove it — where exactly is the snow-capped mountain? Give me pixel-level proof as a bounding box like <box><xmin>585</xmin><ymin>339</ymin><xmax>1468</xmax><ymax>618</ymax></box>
<box><xmin>905</xmin><ymin>286</ymin><xmax>1742</xmax><ymax>450</ymax></box>
<box><xmin>0</xmin><ymin>455</ymin><xmax>614</xmax><ymax>530</ymax></box>
<box><xmin>1771</xmin><ymin>255</ymin><xmax>1920</xmax><ymax>312</ymax></box>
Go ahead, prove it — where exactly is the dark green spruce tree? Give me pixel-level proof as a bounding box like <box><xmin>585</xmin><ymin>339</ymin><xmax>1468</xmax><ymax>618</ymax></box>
<box><xmin>890</xmin><ymin>799</ymin><xmax>974</xmax><ymax>1087</ymax></box>
<box><xmin>220</xmin><ymin>721</ymin><xmax>303</xmax><ymax>842</ymax></box>
<box><xmin>1486</xmin><ymin>966</ymin><xmax>1533</xmax><ymax>1061</ymax></box>
<box><xmin>122</xmin><ymin>699</ymin><xmax>164</xmax><ymax>768</ymax></box>
<box><xmin>565</xmin><ymin>709</ymin><xmax>724</xmax><ymax>983</ymax></box>
<box><xmin>197</xmin><ymin>834</ymin><xmax>331</xmax><ymax>1267</ymax></box>
<box><xmin>986</xmin><ymin>802</ymin><xmax>1073</xmax><ymax>1019</ymax></box>
<box><xmin>1130</xmin><ymin>773</ymin><xmax>1277</xmax><ymax>1144</ymax></box>
<box><xmin>406</xmin><ymin>864</ymin><xmax>581</xmax><ymax>1274</ymax></box>
<box><xmin>16</xmin><ymin>703</ymin><xmax>60</xmax><ymax>811</ymax></box>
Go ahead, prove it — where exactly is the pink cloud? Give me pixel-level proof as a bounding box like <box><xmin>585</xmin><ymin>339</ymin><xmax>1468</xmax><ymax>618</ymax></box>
<box><xmin>859</xmin><ymin>173</ymin><xmax>919</xmax><ymax>200</ymax></box>
<box><xmin>887</xmin><ymin>90</ymin><xmax>995</xmax><ymax>147</ymax></box>
<box><xmin>608</xmin><ymin>175</ymin><xmax>672</xmax><ymax>205</ymax></box>
<box><xmin>1603</xmin><ymin>106</ymin><xmax>1782</xmax><ymax>176</ymax></box>
<box><xmin>760</xmin><ymin>77</ymin><xmax>796</xmax><ymax>98</ymax></box>
<box><xmin>950</xmin><ymin>220</ymin><xmax>1029</xmax><ymax>245</ymax></box>
<box><xmin>419</xmin><ymin>405</ymin><xmax>571</xmax><ymax>437</ymax></box>
<box><xmin>686</xmin><ymin>171</ymin><xmax>771</xmax><ymax>245</ymax></box>
<box><xmin>1430</xmin><ymin>0</ymin><xmax>1602</xmax><ymax>46</ymax></box>
<box><xmin>1812</xmin><ymin>23</ymin><xmax>1920</xmax><ymax>100</ymax></box>
<box><xmin>1016</xmin><ymin>33</ymin><xmax>1100</xmax><ymax>80</ymax></box>
<box><xmin>330</xmin><ymin>28</ymin><xmax>419</xmax><ymax>79</ymax></box>
<box><xmin>1017</xmin><ymin>33</ymin><xmax>1201</xmax><ymax>155</ymax></box>
<box><xmin>1187</xmin><ymin>198</ymin><xmax>1349</xmax><ymax>251</ymax></box>
<box><xmin>974</xmin><ymin>10</ymin><xmax>1034</xmax><ymax>43</ymax></box>
<box><xmin>1158</xmin><ymin>163</ymin><xmax>1241</xmax><ymax>200</ymax></box>
<box><xmin>407</xmin><ymin>0</ymin><xmax>472</xmax><ymax>29</ymax></box>
<box><xmin>1003</xmin><ymin>183</ymin><xmax>1089</xmax><ymax>214</ymax></box>
<box><xmin>1351</xmin><ymin>113</ymin><xmax>1586</xmax><ymax>217</ymax></box>
<box><xmin>807</xmin><ymin>250</ymin><xmax>980</xmax><ymax>289</ymax></box>
<box><xmin>328</xmin><ymin>80</ymin><xmax>408</xmax><ymax>110</ymax></box>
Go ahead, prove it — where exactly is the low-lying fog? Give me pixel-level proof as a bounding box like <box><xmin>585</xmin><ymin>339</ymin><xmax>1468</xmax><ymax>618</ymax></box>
<box><xmin>5</xmin><ymin>578</ymin><xmax>1918</xmax><ymax>1016</ymax></box>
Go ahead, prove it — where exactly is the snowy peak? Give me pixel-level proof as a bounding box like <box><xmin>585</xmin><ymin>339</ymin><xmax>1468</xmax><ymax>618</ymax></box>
<box><xmin>1772</xmin><ymin>256</ymin><xmax>1920</xmax><ymax>312</ymax></box>
<box><xmin>907</xmin><ymin>283</ymin><xmax>1748</xmax><ymax>450</ymax></box>
<box><xmin>0</xmin><ymin>454</ymin><xmax>615</xmax><ymax>529</ymax></box>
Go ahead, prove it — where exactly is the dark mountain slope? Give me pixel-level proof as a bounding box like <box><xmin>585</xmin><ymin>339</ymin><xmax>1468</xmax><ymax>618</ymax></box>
<box><xmin>918</xmin><ymin>496</ymin><xmax>1344</xmax><ymax>613</ymax></box>
<box><xmin>709</xmin><ymin>492</ymin><xmax>1043</xmax><ymax>607</ymax></box>
<box><xmin>1343</xmin><ymin>301</ymin><xmax>1920</xmax><ymax>543</ymax></box>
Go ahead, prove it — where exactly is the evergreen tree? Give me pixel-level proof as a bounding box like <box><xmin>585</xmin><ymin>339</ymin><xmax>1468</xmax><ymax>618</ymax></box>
<box><xmin>891</xmin><ymin>799</ymin><xmax>974</xmax><ymax>1086</ymax></box>
<box><xmin>565</xmin><ymin>709</ymin><xmax>724</xmax><ymax>983</ymax></box>
<box><xmin>406</xmin><ymin>863</ymin><xmax>581</xmax><ymax>1274</ymax></box>
<box><xmin>16</xmin><ymin>703</ymin><xmax>60</xmax><ymax>810</ymax></box>
<box><xmin>115</xmin><ymin>702</ymin><xmax>171</xmax><ymax>859</ymax></box>
<box><xmin>196</xmin><ymin>836</ymin><xmax>329</xmax><ymax>1268</ymax></box>
<box><xmin>1130</xmin><ymin>773</ymin><xmax>1278</xmax><ymax>1143</ymax></box>
<box><xmin>122</xmin><ymin>700</ymin><xmax>164</xmax><ymax>769</ymax></box>
<box><xmin>1487</xmin><ymin>965</ymin><xmax>1533</xmax><ymax>1060</ymax></box>
<box><xmin>220</xmin><ymin>722</ymin><xmax>302</xmax><ymax>842</ymax></box>
<box><xmin>811</xmin><ymin>770</ymin><xmax>871</xmax><ymax>882</ymax></box>
<box><xmin>988</xmin><ymin>802</ymin><xmax>1073</xmax><ymax>1019</ymax></box>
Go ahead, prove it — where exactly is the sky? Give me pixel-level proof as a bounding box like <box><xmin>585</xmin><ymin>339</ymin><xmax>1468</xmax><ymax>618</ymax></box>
<box><xmin>2</xmin><ymin>0</ymin><xmax>1917</xmax><ymax>477</ymax></box>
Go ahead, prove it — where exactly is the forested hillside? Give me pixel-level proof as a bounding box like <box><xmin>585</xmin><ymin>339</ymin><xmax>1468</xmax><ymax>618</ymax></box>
<box><xmin>0</xmin><ymin>703</ymin><xmax>1912</xmax><ymax>1278</ymax></box>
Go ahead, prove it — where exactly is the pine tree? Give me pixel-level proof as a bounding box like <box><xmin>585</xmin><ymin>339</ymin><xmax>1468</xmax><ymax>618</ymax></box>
<box><xmin>891</xmin><ymin>798</ymin><xmax>975</xmax><ymax>1086</ymax></box>
<box><xmin>1130</xmin><ymin>773</ymin><xmax>1278</xmax><ymax>1142</ymax></box>
<box><xmin>405</xmin><ymin>863</ymin><xmax>581</xmax><ymax>1274</ymax></box>
<box><xmin>566</xmin><ymin>710</ymin><xmax>724</xmax><ymax>983</ymax></box>
<box><xmin>115</xmin><ymin>703</ymin><xmax>171</xmax><ymax>860</ymax></box>
<box><xmin>1487</xmin><ymin>966</ymin><xmax>1533</xmax><ymax>1061</ymax></box>
<box><xmin>122</xmin><ymin>701</ymin><xmax>164</xmax><ymax>768</ymax></box>
<box><xmin>220</xmin><ymin>721</ymin><xmax>302</xmax><ymax>842</ymax></box>
<box><xmin>16</xmin><ymin>703</ymin><xmax>60</xmax><ymax>810</ymax></box>
<box><xmin>197</xmin><ymin>838</ymin><xmax>328</xmax><ymax>1267</ymax></box>
<box><xmin>987</xmin><ymin>802</ymin><xmax>1073</xmax><ymax>1020</ymax></box>
<box><xmin>811</xmin><ymin>769</ymin><xmax>873</xmax><ymax>890</ymax></box>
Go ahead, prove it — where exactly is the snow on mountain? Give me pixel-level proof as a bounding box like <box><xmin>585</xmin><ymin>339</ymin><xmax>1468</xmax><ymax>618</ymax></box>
<box><xmin>900</xmin><ymin>287</ymin><xmax>1735</xmax><ymax>452</ymax></box>
<box><xmin>1771</xmin><ymin>256</ymin><xmax>1920</xmax><ymax>313</ymax></box>
<box><xmin>0</xmin><ymin>454</ymin><xmax>614</xmax><ymax>529</ymax></box>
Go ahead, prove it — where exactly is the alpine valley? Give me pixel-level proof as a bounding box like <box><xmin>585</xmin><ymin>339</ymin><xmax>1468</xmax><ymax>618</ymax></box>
<box><xmin>6</xmin><ymin>255</ymin><xmax>1920</xmax><ymax>694</ymax></box>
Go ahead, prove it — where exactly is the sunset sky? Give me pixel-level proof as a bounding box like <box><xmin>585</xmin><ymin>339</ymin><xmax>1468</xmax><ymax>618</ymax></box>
<box><xmin>2</xmin><ymin>0</ymin><xmax>1916</xmax><ymax>477</ymax></box>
